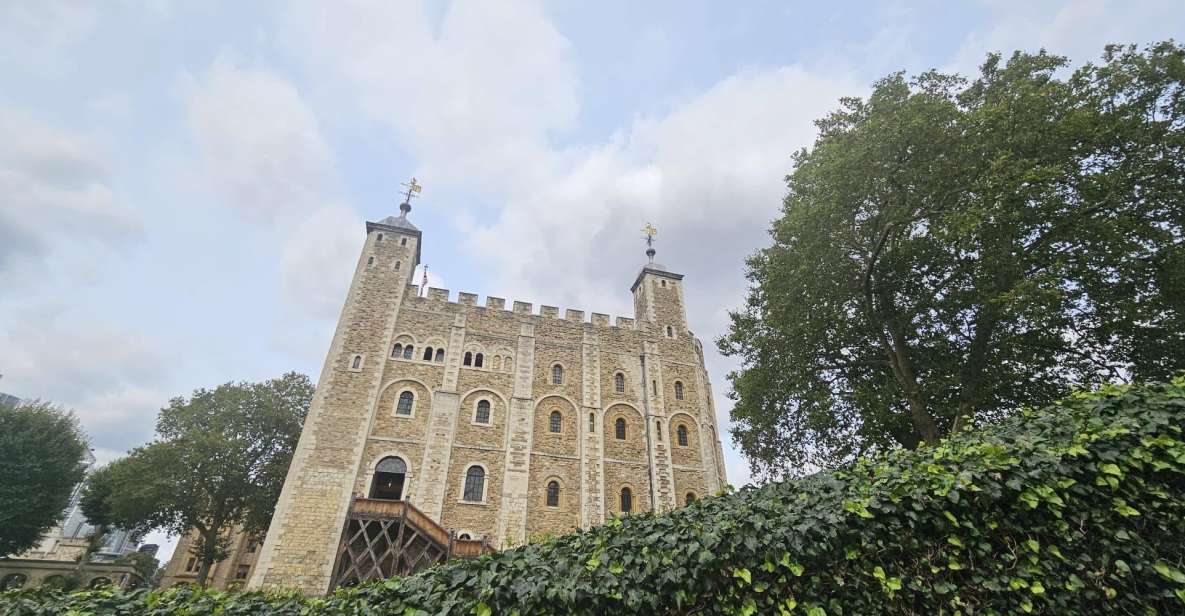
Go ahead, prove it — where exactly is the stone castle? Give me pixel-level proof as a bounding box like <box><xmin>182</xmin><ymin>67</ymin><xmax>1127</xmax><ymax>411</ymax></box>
<box><xmin>244</xmin><ymin>194</ymin><xmax>726</xmax><ymax>594</ymax></box>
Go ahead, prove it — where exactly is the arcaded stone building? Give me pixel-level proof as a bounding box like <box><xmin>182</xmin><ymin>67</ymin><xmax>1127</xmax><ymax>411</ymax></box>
<box><xmin>249</xmin><ymin>196</ymin><xmax>726</xmax><ymax>594</ymax></box>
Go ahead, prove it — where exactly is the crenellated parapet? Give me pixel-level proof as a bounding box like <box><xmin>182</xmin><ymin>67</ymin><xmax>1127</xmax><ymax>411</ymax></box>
<box><xmin>401</xmin><ymin>286</ymin><xmax>656</xmax><ymax>331</ymax></box>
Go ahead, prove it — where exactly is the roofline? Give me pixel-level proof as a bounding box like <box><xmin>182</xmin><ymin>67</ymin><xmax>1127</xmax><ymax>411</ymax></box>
<box><xmin>366</xmin><ymin>220</ymin><xmax>423</xmax><ymax>269</ymax></box>
<box><xmin>630</xmin><ymin>266</ymin><xmax>684</xmax><ymax>292</ymax></box>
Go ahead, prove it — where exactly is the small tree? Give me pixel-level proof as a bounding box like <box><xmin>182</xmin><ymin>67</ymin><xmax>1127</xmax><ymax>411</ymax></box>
<box><xmin>0</xmin><ymin>399</ymin><xmax>89</xmax><ymax>556</ymax></box>
<box><xmin>82</xmin><ymin>372</ymin><xmax>313</xmax><ymax>586</ymax></box>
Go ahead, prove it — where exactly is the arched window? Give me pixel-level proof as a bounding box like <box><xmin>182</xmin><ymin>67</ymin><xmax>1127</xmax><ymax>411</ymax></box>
<box><xmin>475</xmin><ymin>400</ymin><xmax>491</xmax><ymax>424</ymax></box>
<box><xmin>475</xmin><ymin>353</ymin><xmax>484</xmax><ymax>368</ymax></box>
<box><xmin>396</xmin><ymin>391</ymin><xmax>414</xmax><ymax>416</ymax></box>
<box><xmin>392</xmin><ymin>343</ymin><xmax>403</xmax><ymax>358</ymax></box>
<box><xmin>589</xmin><ymin>412</ymin><xmax>595</xmax><ymax>432</ymax></box>
<box><xmin>464</xmin><ymin>352</ymin><xmax>473</xmax><ymax>366</ymax></box>
<box><xmin>655</xmin><ymin>420</ymin><xmax>662</xmax><ymax>439</ymax></box>
<box><xmin>376</xmin><ymin>233</ymin><xmax>384</xmax><ymax>242</ymax></box>
<box><xmin>505</xmin><ymin>357</ymin><xmax>514</xmax><ymax>372</ymax></box>
<box><xmin>661</xmin><ymin>279</ymin><xmax>666</xmax><ymax>287</ymax></box>
<box><xmin>458</xmin><ymin>533</ymin><xmax>471</xmax><ymax>540</ymax></box>
<box><xmin>549</xmin><ymin>410</ymin><xmax>562</xmax><ymax>433</ymax></box>
<box><xmin>367</xmin><ymin>256</ymin><xmax>374</xmax><ymax>266</ymax></box>
<box><xmin>674</xmin><ymin>381</ymin><xmax>684</xmax><ymax>400</ymax></box>
<box><xmin>395</xmin><ymin>261</ymin><xmax>401</xmax><ymax>270</ymax></box>
<box><xmin>620</xmin><ymin>487</ymin><xmax>633</xmax><ymax>513</ymax></box>
<box><xmin>351</xmin><ymin>355</ymin><xmax>362</xmax><ymax>369</ymax></box>
<box><xmin>677</xmin><ymin>424</ymin><xmax>688</xmax><ymax>447</ymax></box>
<box><xmin>400</xmin><ymin>237</ymin><xmax>407</xmax><ymax>246</ymax></box>
<box><xmin>552</xmin><ymin>364</ymin><xmax>563</xmax><ymax>384</ymax></box>
<box><xmin>685</xmin><ymin>493</ymin><xmax>696</xmax><ymax>506</ymax></box>
<box><xmin>370</xmin><ymin>457</ymin><xmax>406</xmax><ymax>500</ymax></box>
<box><xmin>462</xmin><ymin>466</ymin><xmax>485</xmax><ymax>502</ymax></box>
<box><xmin>403</xmin><ymin>345</ymin><xmax>414</xmax><ymax>359</ymax></box>
<box><xmin>546</xmin><ymin>481</ymin><xmax>560</xmax><ymax>507</ymax></box>
<box><xmin>423</xmin><ymin>346</ymin><xmax>434</xmax><ymax>361</ymax></box>
<box><xmin>435</xmin><ymin>348</ymin><xmax>445</xmax><ymax>363</ymax></box>
<box><xmin>666</xmin><ymin>325</ymin><xmax>673</xmax><ymax>337</ymax></box>
<box><xmin>615</xmin><ymin>417</ymin><xmax>626</xmax><ymax>440</ymax></box>
<box><xmin>614</xmin><ymin>373</ymin><xmax>625</xmax><ymax>393</ymax></box>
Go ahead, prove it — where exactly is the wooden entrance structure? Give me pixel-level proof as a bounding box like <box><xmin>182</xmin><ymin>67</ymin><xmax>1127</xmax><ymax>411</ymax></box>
<box><xmin>330</xmin><ymin>497</ymin><xmax>494</xmax><ymax>589</ymax></box>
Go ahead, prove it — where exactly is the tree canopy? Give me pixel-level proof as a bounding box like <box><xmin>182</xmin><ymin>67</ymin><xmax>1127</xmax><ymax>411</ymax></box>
<box><xmin>81</xmin><ymin>372</ymin><xmax>313</xmax><ymax>586</ymax></box>
<box><xmin>719</xmin><ymin>42</ymin><xmax>1185</xmax><ymax>477</ymax></box>
<box><xmin>0</xmin><ymin>399</ymin><xmax>90</xmax><ymax>557</ymax></box>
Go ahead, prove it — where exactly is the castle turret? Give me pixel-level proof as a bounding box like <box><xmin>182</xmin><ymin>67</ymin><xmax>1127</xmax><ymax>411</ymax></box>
<box><xmin>630</xmin><ymin>225</ymin><xmax>687</xmax><ymax>338</ymax></box>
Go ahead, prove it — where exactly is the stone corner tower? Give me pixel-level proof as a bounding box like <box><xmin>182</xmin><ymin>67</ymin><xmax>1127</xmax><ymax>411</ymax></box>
<box><xmin>247</xmin><ymin>200</ymin><xmax>422</xmax><ymax>594</ymax></box>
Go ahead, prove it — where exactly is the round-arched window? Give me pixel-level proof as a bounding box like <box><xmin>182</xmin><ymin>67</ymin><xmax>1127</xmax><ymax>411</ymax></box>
<box><xmin>462</xmin><ymin>466</ymin><xmax>486</xmax><ymax>502</ymax></box>
<box><xmin>549</xmin><ymin>410</ymin><xmax>562</xmax><ymax>433</ymax></box>
<box><xmin>546</xmin><ymin>481</ymin><xmax>560</xmax><ymax>507</ymax></box>
<box><xmin>371</xmin><ymin>457</ymin><xmax>407</xmax><ymax>501</ymax></box>
<box><xmin>475</xmin><ymin>400</ymin><xmax>491</xmax><ymax>424</ymax></box>
<box><xmin>614</xmin><ymin>373</ymin><xmax>625</xmax><ymax>393</ymax></box>
<box><xmin>620</xmin><ymin>487</ymin><xmax>633</xmax><ymax>513</ymax></box>
<box><xmin>396</xmin><ymin>391</ymin><xmax>414</xmax><ymax>416</ymax></box>
<box><xmin>615</xmin><ymin>417</ymin><xmax>626</xmax><ymax>440</ymax></box>
<box><xmin>677</xmin><ymin>424</ymin><xmax>689</xmax><ymax>447</ymax></box>
<box><xmin>552</xmin><ymin>364</ymin><xmax>563</xmax><ymax>384</ymax></box>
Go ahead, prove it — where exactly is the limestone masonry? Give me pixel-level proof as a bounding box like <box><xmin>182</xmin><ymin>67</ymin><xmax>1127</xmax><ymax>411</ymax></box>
<box><xmin>248</xmin><ymin>203</ymin><xmax>727</xmax><ymax>594</ymax></box>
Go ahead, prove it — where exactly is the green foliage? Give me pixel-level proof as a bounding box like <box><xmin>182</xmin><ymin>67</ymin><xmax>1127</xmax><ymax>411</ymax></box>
<box><xmin>718</xmin><ymin>41</ymin><xmax>1185</xmax><ymax>475</ymax></box>
<box><xmin>80</xmin><ymin>372</ymin><xmax>313</xmax><ymax>586</ymax></box>
<box><xmin>114</xmin><ymin>551</ymin><xmax>162</xmax><ymax>589</ymax></box>
<box><xmin>0</xmin><ymin>399</ymin><xmax>89</xmax><ymax>557</ymax></box>
<box><xmin>6</xmin><ymin>378</ymin><xmax>1185</xmax><ymax>614</ymax></box>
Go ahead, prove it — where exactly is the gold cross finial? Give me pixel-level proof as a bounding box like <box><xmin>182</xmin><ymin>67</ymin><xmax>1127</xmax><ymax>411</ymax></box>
<box><xmin>400</xmin><ymin>177</ymin><xmax>422</xmax><ymax>204</ymax></box>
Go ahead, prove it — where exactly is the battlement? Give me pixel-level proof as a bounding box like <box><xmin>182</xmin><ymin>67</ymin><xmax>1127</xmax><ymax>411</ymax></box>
<box><xmin>403</xmin><ymin>286</ymin><xmax>643</xmax><ymax>330</ymax></box>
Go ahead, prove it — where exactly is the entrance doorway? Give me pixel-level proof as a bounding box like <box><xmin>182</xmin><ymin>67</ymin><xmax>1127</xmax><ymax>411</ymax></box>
<box><xmin>370</xmin><ymin>457</ymin><xmax>406</xmax><ymax>500</ymax></box>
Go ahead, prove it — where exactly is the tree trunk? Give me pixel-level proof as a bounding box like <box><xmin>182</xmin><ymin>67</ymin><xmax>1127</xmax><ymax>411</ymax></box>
<box><xmin>195</xmin><ymin>528</ymin><xmax>219</xmax><ymax>587</ymax></box>
<box><xmin>952</xmin><ymin>306</ymin><xmax>1000</xmax><ymax>433</ymax></box>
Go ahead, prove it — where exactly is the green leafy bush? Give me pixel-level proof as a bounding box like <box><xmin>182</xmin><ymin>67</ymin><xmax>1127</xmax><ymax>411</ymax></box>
<box><xmin>4</xmin><ymin>379</ymin><xmax>1183</xmax><ymax>615</ymax></box>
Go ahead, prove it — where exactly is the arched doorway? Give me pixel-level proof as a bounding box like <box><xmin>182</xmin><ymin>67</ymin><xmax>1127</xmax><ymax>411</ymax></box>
<box><xmin>370</xmin><ymin>456</ymin><xmax>407</xmax><ymax>500</ymax></box>
<box><xmin>1</xmin><ymin>573</ymin><xmax>27</xmax><ymax>591</ymax></box>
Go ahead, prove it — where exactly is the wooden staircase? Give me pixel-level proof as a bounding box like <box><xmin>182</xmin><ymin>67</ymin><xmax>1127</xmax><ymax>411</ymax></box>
<box><xmin>330</xmin><ymin>497</ymin><xmax>494</xmax><ymax>589</ymax></box>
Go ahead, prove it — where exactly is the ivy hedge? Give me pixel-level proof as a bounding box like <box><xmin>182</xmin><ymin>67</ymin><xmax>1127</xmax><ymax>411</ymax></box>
<box><xmin>3</xmin><ymin>379</ymin><xmax>1184</xmax><ymax>615</ymax></box>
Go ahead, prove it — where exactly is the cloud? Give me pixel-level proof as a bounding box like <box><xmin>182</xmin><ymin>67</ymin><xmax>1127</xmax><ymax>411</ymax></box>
<box><xmin>279</xmin><ymin>204</ymin><xmax>364</xmax><ymax>318</ymax></box>
<box><xmin>180</xmin><ymin>56</ymin><xmax>338</xmax><ymax>220</ymax></box>
<box><xmin>947</xmin><ymin>0</ymin><xmax>1184</xmax><ymax>74</ymax></box>
<box><xmin>0</xmin><ymin>310</ymin><xmax>169</xmax><ymax>455</ymax></box>
<box><xmin>0</xmin><ymin>1</ymin><xmax>98</xmax><ymax>70</ymax></box>
<box><xmin>0</xmin><ymin>109</ymin><xmax>142</xmax><ymax>283</ymax></box>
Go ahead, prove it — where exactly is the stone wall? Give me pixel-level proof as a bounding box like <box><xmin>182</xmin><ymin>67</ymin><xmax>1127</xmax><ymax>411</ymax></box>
<box><xmin>251</xmin><ymin>216</ymin><xmax>727</xmax><ymax>594</ymax></box>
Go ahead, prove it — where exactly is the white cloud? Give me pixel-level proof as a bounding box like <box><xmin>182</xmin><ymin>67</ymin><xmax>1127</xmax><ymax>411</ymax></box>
<box><xmin>947</xmin><ymin>0</ymin><xmax>1183</xmax><ymax>74</ymax></box>
<box><xmin>280</xmin><ymin>204</ymin><xmax>364</xmax><ymax>318</ymax></box>
<box><xmin>0</xmin><ymin>310</ymin><xmax>168</xmax><ymax>454</ymax></box>
<box><xmin>0</xmin><ymin>109</ymin><xmax>142</xmax><ymax>283</ymax></box>
<box><xmin>0</xmin><ymin>1</ymin><xmax>98</xmax><ymax>70</ymax></box>
<box><xmin>181</xmin><ymin>56</ymin><xmax>338</xmax><ymax>220</ymax></box>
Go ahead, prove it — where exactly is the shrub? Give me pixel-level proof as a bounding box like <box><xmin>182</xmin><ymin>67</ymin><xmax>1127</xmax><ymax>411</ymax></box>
<box><xmin>3</xmin><ymin>379</ymin><xmax>1183</xmax><ymax>615</ymax></box>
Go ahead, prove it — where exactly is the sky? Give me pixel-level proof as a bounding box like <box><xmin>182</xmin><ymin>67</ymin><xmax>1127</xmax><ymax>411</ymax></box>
<box><xmin>1</xmin><ymin>0</ymin><xmax>1181</xmax><ymax>563</ymax></box>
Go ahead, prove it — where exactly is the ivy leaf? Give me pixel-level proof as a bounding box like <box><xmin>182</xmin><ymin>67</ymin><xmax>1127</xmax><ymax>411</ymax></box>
<box><xmin>1153</xmin><ymin>561</ymin><xmax>1185</xmax><ymax>584</ymax></box>
<box><xmin>474</xmin><ymin>604</ymin><xmax>492</xmax><ymax>616</ymax></box>
<box><xmin>733</xmin><ymin>568</ymin><xmax>752</xmax><ymax>585</ymax></box>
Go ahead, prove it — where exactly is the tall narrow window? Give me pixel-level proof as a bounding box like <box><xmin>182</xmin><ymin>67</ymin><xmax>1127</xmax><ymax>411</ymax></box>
<box><xmin>655</xmin><ymin>420</ymin><xmax>662</xmax><ymax>439</ymax></box>
<box><xmin>492</xmin><ymin>356</ymin><xmax>501</xmax><ymax>370</ymax></box>
<box><xmin>435</xmin><ymin>348</ymin><xmax>445</xmax><ymax>363</ymax></box>
<box><xmin>620</xmin><ymin>487</ymin><xmax>632</xmax><ymax>513</ymax></box>
<box><xmin>396</xmin><ymin>391</ymin><xmax>414</xmax><ymax>416</ymax></box>
<box><xmin>400</xmin><ymin>237</ymin><xmax>407</xmax><ymax>246</ymax></box>
<box><xmin>552</xmin><ymin>364</ymin><xmax>563</xmax><ymax>384</ymax></box>
<box><xmin>685</xmin><ymin>493</ymin><xmax>696</xmax><ymax>506</ymax></box>
<box><xmin>549</xmin><ymin>410</ymin><xmax>562</xmax><ymax>433</ymax></box>
<box><xmin>351</xmin><ymin>355</ymin><xmax>362</xmax><ymax>369</ymax></box>
<box><xmin>677</xmin><ymin>424</ymin><xmax>688</xmax><ymax>447</ymax></box>
<box><xmin>614</xmin><ymin>373</ymin><xmax>625</xmax><ymax>393</ymax></box>
<box><xmin>475</xmin><ymin>353</ymin><xmax>484</xmax><ymax>368</ymax></box>
<box><xmin>666</xmin><ymin>325</ymin><xmax>673</xmax><ymax>337</ymax></box>
<box><xmin>367</xmin><ymin>256</ymin><xmax>374</xmax><ymax>266</ymax></box>
<box><xmin>392</xmin><ymin>343</ymin><xmax>403</xmax><ymax>358</ymax></box>
<box><xmin>546</xmin><ymin>481</ymin><xmax>560</xmax><ymax>507</ymax></box>
<box><xmin>674</xmin><ymin>381</ymin><xmax>684</xmax><ymax>400</ymax></box>
<box><xmin>615</xmin><ymin>418</ymin><xmax>626</xmax><ymax>440</ymax></box>
<box><xmin>403</xmin><ymin>345</ymin><xmax>414</xmax><ymax>359</ymax></box>
<box><xmin>462</xmin><ymin>466</ymin><xmax>485</xmax><ymax>502</ymax></box>
<box><xmin>370</xmin><ymin>457</ymin><xmax>406</xmax><ymax>500</ymax></box>
<box><xmin>475</xmin><ymin>400</ymin><xmax>491</xmax><ymax>424</ymax></box>
<box><xmin>464</xmin><ymin>352</ymin><xmax>473</xmax><ymax>366</ymax></box>
<box><xmin>376</xmin><ymin>233</ymin><xmax>384</xmax><ymax>242</ymax></box>
<box><xmin>395</xmin><ymin>261</ymin><xmax>401</xmax><ymax>270</ymax></box>
<box><xmin>589</xmin><ymin>412</ymin><xmax>595</xmax><ymax>432</ymax></box>
<box><xmin>423</xmin><ymin>347</ymin><xmax>433</xmax><ymax>361</ymax></box>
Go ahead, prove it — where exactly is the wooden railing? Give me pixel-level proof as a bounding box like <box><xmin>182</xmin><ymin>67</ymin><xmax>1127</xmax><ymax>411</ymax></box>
<box><xmin>347</xmin><ymin>497</ymin><xmax>494</xmax><ymax>559</ymax></box>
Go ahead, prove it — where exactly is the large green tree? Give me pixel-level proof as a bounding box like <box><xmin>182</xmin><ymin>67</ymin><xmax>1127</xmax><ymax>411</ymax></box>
<box><xmin>719</xmin><ymin>42</ymin><xmax>1185</xmax><ymax>478</ymax></box>
<box><xmin>82</xmin><ymin>372</ymin><xmax>313</xmax><ymax>586</ymax></box>
<box><xmin>0</xmin><ymin>399</ymin><xmax>90</xmax><ymax>556</ymax></box>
